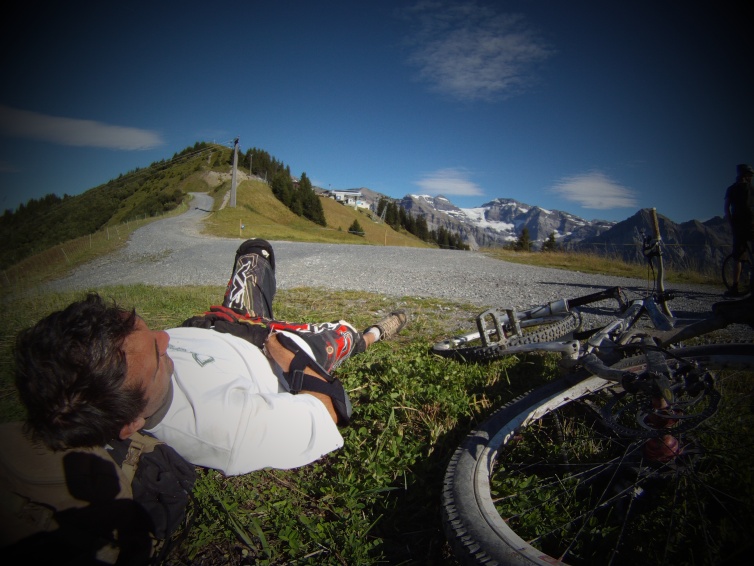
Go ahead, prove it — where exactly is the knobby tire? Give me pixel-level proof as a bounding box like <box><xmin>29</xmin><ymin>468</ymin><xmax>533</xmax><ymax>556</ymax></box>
<box><xmin>432</xmin><ymin>312</ymin><xmax>580</xmax><ymax>362</ymax></box>
<box><xmin>441</xmin><ymin>343</ymin><xmax>754</xmax><ymax>566</ymax></box>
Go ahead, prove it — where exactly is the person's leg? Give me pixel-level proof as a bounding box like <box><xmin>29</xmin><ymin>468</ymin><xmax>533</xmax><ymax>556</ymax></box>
<box><xmin>223</xmin><ymin>239</ymin><xmax>276</xmax><ymax>317</ymax></box>
<box><xmin>726</xmin><ymin>235</ymin><xmax>747</xmax><ymax>295</ymax></box>
<box><xmin>275</xmin><ymin>310</ymin><xmax>408</xmax><ymax>372</ymax></box>
<box><xmin>277</xmin><ymin>321</ymin><xmax>368</xmax><ymax>372</ymax></box>
<box><xmin>734</xmin><ymin>235</ymin><xmax>746</xmax><ymax>285</ymax></box>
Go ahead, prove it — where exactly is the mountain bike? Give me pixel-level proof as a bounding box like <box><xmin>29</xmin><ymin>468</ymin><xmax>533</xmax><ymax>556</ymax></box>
<box><xmin>437</xmin><ymin>210</ymin><xmax>754</xmax><ymax>565</ymax></box>
<box><xmin>432</xmin><ymin>209</ymin><xmax>673</xmax><ymax>364</ymax></box>
<box><xmin>721</xmin><ymin>241</ymin><xmax>753</xmax><ymax>296</ymax></box>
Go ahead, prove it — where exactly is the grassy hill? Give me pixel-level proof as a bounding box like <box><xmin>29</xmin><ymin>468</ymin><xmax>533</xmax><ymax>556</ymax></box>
<box><xmin>200</xmin><ymin>178</ymin><xmax>430</xmax><ymax>248</ymax></box>
<box><xmin>0</xmin><ymin>142</ymin><xmax>235</xmax><ymax>269</ymax></box>
<box><xmin>0</xmin><ymin>143</ymin><xmax>433</xmax><ymax>289</ymax></box>
<box><xmin>0</xmin><ymin>141</ymin><xmax>433</xmax><ymax>272</ymax></box>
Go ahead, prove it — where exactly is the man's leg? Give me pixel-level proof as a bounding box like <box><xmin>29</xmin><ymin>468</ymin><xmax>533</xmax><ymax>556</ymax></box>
<box><xmin>274</xmin><ymin>310</ymin><xmax>408</xmax><ymax>372</ymax></box>
<box><xmin>263</xmin><ymin>310</ymin><xmax>408</xmax><ymax>424</ymax></box>
<box><xmin>223</xmin><ymin>239</ymin><xmax>276</xmax><ymax>317</ymax></box>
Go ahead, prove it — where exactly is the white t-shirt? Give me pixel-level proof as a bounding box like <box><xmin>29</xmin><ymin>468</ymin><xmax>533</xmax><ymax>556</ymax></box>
<box><xmin>144</xmin><ymin>327</ymin><xmax>343</xmax><ymax>476</ymax></box>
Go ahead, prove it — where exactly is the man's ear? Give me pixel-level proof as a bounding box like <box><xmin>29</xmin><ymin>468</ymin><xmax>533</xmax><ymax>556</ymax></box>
<box><xmin>119</xmin><ymin>417</ymin><xmax>146</xmax><ymax>440</ymax></box>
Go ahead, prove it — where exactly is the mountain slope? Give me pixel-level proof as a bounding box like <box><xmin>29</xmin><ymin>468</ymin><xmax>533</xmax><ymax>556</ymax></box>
<box><xmin>202</xmin><ymin>179</ymin><xmax>429</xmax><ymax>248</ymax></box>
<box><xmin>0</xmin><ymin>142</ymin><xmax>231</xmax><ymax>269</ymax></box>
<box><xmin>399</xmin><ymin>194</ymin><xmax>613</xmax><ymax>249</ymax></box>
<box><xmin>572</xmin><ymin>209</ymin><xmax>731</xmax><ymax>270</ymax></box>
<box><xmin>392</xmin><ymin>193</ymin><xmax>730</xmax><ymax>271</ymax></box>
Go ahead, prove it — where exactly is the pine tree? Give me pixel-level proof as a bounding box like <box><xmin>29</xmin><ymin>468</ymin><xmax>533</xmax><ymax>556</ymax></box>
<box><xmin>515</xmin><ymin>227</ymin><xmax>531</xmax><ymax>251</ymax></box>
<box><xmin>542</xmin><ymin>232</ymin><xmax>558</xmax><ymax>252</ymax></box>
<box><xmin>271</xmin><ymin>171</ymin><xmax>293</xmax><ymax>207</ymax></box>
<box><xmin>348</xmin><ymin>219</ymin><xmax>364</xmax><ymax>236</ymax></box>
<box><xmin>376</xmin><ymin>197</ymin><xmax>388</xmax><ymax>218</ymax></box>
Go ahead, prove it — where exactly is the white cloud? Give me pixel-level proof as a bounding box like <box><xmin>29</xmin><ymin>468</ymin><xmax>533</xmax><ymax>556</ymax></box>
<box><xmin>404</xmin><ymin>1</ymin><xmax>554</xmax><ymax>101</ymax></box>
<box><xmin>414</xmin><ymin>168</ymin><xmax>484</xmax><ymax>196</ymax></box>
<box><xmin>0</xmin><ymin>105</ymin><xmax>163</xmax><ymax>150</ymax></box>
<box><xmin>549</xmin><ymin>171</ymin><xmax>637</xmax><ymax>209</ymax></box>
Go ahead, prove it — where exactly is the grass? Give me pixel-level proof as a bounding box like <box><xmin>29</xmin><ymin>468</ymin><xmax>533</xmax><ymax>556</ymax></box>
<box><xmin>0</xmin><ymin>284</ymin><xmax>556</xmax><ymax>564</ymax></box>
<box><xmin>0</xmin><ymin>187</ymin><xmax>730</xmax><ymax>564</ymax></box>
<box><xmin>0</xmin><ymin>180</ymin><xmax>424</xmax><ymax>293</ymax></box>
<box><xmin>201</xmin><ymin>179</ymin><xmax>430</xmax><ymax>248</ymax></box>
<box><xmin>1</xmin><ymin>202</ymin><xmax>190</xmax><ymax>291</ymax></box>
<box><xmin>482</xmin><ymin>248</ymin><xmax>721</xmax><ymax>286</ymax></box>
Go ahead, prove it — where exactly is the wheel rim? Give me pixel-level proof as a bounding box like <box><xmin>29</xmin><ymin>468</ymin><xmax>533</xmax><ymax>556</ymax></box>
<box><xmin>486</xmin><ymin>350</ymin><xmax>754</xmax><ymax>565</ymax></box>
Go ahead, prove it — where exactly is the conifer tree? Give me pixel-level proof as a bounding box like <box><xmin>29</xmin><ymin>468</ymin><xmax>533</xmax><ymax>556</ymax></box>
<box><xmin>348</xmin><ymin>219</ymin><xmax>364</xmax><ymax>236</ymax></box>
<box><xmin>542</xmin><ymin>232</ymin><xmax>558</xmax><ymax>252</ymax></box>
<box><xmin>515</xmin><ymin>227</ymin><xmax>531</xmax><ymax>251</ymax></box>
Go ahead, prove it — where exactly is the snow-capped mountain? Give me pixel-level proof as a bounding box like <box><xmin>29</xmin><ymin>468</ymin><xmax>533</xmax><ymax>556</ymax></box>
<box><xmin>399</xmin><ymin>194</ymin><xmax>614</xmax><ymax>249</ymax></box>
<box><xmin>394</xmin><ymin>193</ymin><xmax>731</xmax><ymax>270</ymax></box>
<box><xmin>340</xmin><ymin>189</ymin><xmax>730</xmax><ymax>270</ymax></box>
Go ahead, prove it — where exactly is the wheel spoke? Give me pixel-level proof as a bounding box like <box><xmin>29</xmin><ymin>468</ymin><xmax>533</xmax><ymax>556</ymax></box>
<box><xmin>442</xmin><ymin>344</ymin><xmax>754</xmax><ymax>565</ymax></box>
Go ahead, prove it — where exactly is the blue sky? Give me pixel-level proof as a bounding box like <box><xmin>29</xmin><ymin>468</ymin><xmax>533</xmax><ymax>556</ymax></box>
<box><xmin>1</xmin><ymin>1</ymin><xmax>751</xmax><ymax>223</ymax></box>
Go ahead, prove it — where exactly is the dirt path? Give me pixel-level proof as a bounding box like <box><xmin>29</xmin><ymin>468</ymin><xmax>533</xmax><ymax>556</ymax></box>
<box><xmin>48</xmin><ymin>193</ymin><xmax>729</xmax><ymax>328</ymax></box>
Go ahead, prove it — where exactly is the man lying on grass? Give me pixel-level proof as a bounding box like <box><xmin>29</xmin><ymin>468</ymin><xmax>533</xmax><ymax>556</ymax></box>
<box><xmin>13</xmin><ymin>239</ymin><xmax>407</xmax><ymax>476</ymax></box>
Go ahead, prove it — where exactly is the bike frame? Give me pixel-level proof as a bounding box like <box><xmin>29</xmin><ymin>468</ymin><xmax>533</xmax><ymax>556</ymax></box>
<box><xmin>440</xmin><ymin>209</ymin><xmax>754</xmax><ymax>566</ymax></box>
<box><xmin>475</xmin><ymin>208</ymin><xmax>671</xmax><ymax>350</ymax></box>
<box><xmin>642</xmin><ymin>207</ymin><xmax>672</xmax><ymax>316</ymax></box>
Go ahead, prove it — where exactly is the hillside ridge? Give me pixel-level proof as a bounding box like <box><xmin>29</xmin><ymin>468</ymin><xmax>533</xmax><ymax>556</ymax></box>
<box><xmin>0</xmin><ymin>141</ymin><xmax>731</xmax><ymax>273</ymax></box>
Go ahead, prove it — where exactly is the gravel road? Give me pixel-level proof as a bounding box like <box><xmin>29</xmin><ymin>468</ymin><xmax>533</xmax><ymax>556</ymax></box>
<box><xmin>49</xmin><ymin>193</ymin><xmax>731</xmax><ymax>325</ymax></box>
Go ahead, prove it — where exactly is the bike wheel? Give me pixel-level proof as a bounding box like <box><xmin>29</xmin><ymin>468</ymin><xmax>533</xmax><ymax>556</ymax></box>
<box><xmin>441</xmin><ymin>343</ymin><xmax>754</xmax><ymax>566</ymax></box>
<box><xmin>722</xmin><ymin>253</ymin><xmax>752</xmax><ymax>294</ymax></box>
<box><xmin>432</xmin><ymin>311</ymin><xmax>581</xmax><ymax>363</ymax></box>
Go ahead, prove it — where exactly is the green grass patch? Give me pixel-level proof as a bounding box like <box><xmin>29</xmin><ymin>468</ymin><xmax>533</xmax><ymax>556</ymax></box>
<box><xmin>482</xmin><ymin>248</ymin><xmax>720</xmax><ymax>286</ymax></box>
<box><xmin>0</xmin><ymin>284</ymin><xmax>559</xmax><ymax>564</ymax></box>
<box><xmin>201</xmin><ymin>180</ymin><xmax>431</xmax><ymax>248</ymax></box>
<box><xmin>1</xmin><ymin>201</ymin><xmax>190</xmax><ymax>291</ymax></box>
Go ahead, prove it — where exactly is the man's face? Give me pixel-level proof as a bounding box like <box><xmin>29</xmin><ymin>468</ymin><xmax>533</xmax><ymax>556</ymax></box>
<box><xmin>123</xmin><ymin>316</ymin><xmax>174</xmax><ymax>419</ymax></box>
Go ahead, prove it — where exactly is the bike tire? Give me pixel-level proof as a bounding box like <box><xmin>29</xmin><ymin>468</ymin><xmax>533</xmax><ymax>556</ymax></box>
<box><xmin>441</xmin><ymin>343</ymin><xmax>754</xmax><ymax>566</ymax></box>
<box><xmin>432</xmin><ymin>311</ymin><xmax>581</xmax><ymax>363</ymax></box>
<box><xmin>722</xmin><ymin>253</ymin><xmax>752</xmax><ymax>294</ymax></box>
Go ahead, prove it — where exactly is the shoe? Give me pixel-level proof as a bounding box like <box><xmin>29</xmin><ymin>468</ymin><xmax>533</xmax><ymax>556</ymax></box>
<box><xmin>371</xmin><ymin>310</ymin><xmax>408</xmax><ymax>340</ymax></box>
<box><xmin>724</xmin><ymin>285</ymin><xmax>743</xmax><ymax>298</ymax></box>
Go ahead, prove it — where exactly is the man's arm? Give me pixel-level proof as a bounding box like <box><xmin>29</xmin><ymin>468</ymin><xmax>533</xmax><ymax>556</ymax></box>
<box><xmin>264</xmin><ymin>332</ymin><xmax>339</xmax><ymax>423</ymax></box>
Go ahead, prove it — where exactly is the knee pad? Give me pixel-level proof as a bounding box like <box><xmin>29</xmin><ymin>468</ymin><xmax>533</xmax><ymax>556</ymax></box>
<box><xmin>224</xmin><ymin>240</ymin><xmax>276</xmax><ymax>317</ymax></box>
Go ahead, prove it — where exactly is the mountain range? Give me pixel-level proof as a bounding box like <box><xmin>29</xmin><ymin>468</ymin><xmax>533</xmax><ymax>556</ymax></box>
<box><xmin>355</xmin><ymin>190</ymin><xmax>731</xmax><ymax>272</ymax></box>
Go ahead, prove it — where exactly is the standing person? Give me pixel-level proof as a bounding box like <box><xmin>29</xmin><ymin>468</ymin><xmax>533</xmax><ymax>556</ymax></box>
<box><xmin>13</xmin><ymin>239</ymin><xmax>408</xmax><ymax>476</ymax></box>
<box><xmin>723</xmin><ymin>163</ymin><xmax>754</xmax><ymax>296</ymax></box>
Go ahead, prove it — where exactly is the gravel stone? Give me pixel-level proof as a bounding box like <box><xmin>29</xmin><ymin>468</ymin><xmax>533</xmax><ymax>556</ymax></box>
<box><xmin>48</xmin><ymin>193</ymin><xmax>748</xmax><ymax>337</ymax></box>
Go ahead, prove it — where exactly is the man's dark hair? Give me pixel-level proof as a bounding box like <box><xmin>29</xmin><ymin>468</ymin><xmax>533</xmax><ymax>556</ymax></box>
<box><xmin>14</xmin><ymin>293</ymin><xmax>148</xmax><ymax>450</ymax></box>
